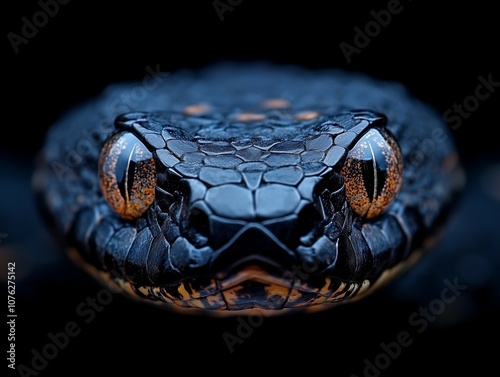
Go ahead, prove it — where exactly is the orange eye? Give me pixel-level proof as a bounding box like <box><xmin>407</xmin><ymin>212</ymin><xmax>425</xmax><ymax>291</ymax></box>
<box><xmin>340</xmin><ymin>128</ymin><xmax>403</xmax><ymax>219</ymax></box>
<box><xmin>98</xmin><ymin>132</ymin><xmax>156</xmax><ymax>220</ymax></box>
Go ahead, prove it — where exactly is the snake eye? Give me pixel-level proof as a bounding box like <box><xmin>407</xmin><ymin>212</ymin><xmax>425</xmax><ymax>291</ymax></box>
<box><xmin>98</xmin><ymin>132</ymin><xmax>156</xmax><ymax>220</ymax></box>
<box><xmin>340</xmin><ymin>128</ymin><xmax>403</xmax><ymax>219</ymax></box>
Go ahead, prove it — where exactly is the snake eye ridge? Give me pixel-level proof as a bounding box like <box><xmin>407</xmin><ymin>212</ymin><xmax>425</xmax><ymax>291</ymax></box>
<box><xmin>98</xmin><ymin>132</ymin><xmax>156</xmax><ymax>220</ymax></box>
<box><xmin>340</xmin><ymin>128</ymin><xmax>403</xmax><ymax>219</ymax></box>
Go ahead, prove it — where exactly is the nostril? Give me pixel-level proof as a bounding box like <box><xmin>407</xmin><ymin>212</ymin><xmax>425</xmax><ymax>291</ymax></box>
<box><xmin>296</xmin><ymin>203</ymin><xmax>323</xmax><ymax>246</ymax></box>
<box><xmin>186</xmin><ymin>207</ymin><xmax>210</xmax><ymax>247</ymax></box>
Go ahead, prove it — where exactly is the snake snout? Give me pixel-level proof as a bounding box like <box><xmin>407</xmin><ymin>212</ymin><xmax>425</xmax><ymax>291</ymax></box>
<box><xmin>210</xmin><ymin>223</ymin><xmax>297</xmax><ymax>278</ymax></box>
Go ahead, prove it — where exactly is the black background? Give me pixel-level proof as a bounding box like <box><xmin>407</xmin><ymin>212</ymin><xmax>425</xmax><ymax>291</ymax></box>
<box><xmin>3</xmin><ymin>1</ymin><xmax>499</xmax><ymax>376</ymax></box>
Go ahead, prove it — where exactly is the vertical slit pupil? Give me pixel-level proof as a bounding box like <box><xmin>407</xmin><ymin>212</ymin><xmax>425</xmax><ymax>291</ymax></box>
<box><xmin>373</xmin><ymin>136</ymin><xmax>391</xmax><ymax>200</ymax></box>
<box><xmin>361</xmin><ymin>158</ymin><xmax>376</xmax><ymax>202</ymax></box>
<box><xmin>116</xmin><ymin>143</ymin><xmax>137</xmax><ymax>203</ymax></box>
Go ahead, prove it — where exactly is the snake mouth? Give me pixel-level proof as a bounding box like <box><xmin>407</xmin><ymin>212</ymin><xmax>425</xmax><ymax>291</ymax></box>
<box><xmin>126</xmin><ymin>223</ymin><xmax>370</xmax><ymax>312</ymax></box>
<box><xmin>129</xmin><ymin>265</ymin><xmax>370</xmax><ymax>313</ymax></box>
<box><xmin>132</xmin><ymin>224</ymin><xmax>373</xmax><ymax>312</ymax></box>
<box><xmin>214</xmin><ymin>257</ymin><xmax>285</xmax><ymax>281</ymax></box>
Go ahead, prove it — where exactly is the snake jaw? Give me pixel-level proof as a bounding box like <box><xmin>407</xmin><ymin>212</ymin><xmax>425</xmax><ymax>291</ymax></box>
<box><xmin>126</xmin><ymin>266</ymin><xmax>372</xmax><ymax>313</ymax></box>
<box><xmin>158</xmin><ymin>176</ymin><xmax>352</xmax><ymax>310</ymax></box>
<box><xmin>159</xmin><ymin>200</ymin><xmax>363</xmax><ymax>312</ymax></box>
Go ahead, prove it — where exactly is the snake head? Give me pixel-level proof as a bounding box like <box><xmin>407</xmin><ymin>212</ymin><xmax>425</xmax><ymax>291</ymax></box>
<box><xmin>94</xmin><ymin>109</ymin><xmax>412</xmax><ymax>312</ymax></box>
<box><xmin>35</xmin><ymin>64</ymin><xmax>463</xmax><ymax>315</ymax></box>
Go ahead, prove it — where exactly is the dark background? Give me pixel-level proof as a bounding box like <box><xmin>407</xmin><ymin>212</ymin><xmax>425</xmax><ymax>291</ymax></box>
<box><xmin>3</xmin><ymin>1</ymin><xmax>499</xmax><ymax>376</ymax></box>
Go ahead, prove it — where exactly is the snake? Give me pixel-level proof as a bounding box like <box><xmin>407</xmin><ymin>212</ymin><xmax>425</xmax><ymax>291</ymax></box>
<box><xmin>33</xmin><ymin>62</ymin><xmax>464</xmax><ymax>316</ymax></box>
